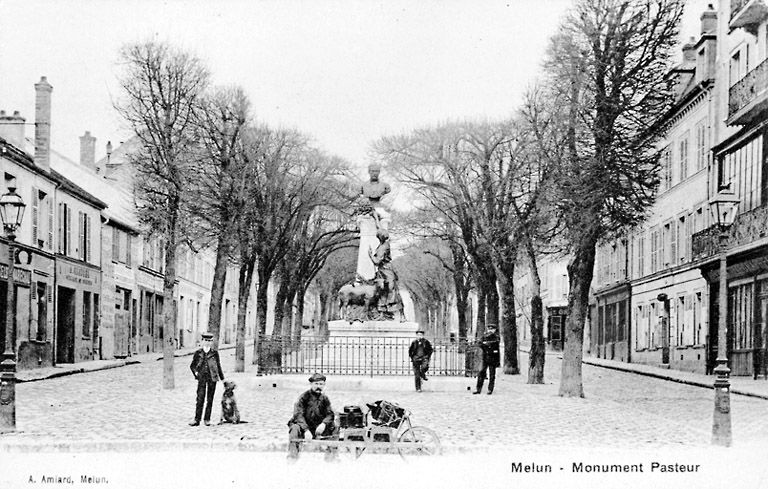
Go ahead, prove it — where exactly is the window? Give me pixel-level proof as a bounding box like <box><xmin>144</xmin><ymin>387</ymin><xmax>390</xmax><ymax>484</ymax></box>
<box><xmin>636</xmin><ymin>234</ymin><xmax>645</xmax><ymax>278</ymax></box>
<box><xmin>58</xmin><ymin>203</ymin><xmax>73</xmax><ymax>256</ymax></box>
<box><xmin>36</xmin><ymin>282</ymin><xmax>47</xmax><ymax>341</ymax></box>
<box><xmin>650</xmin><ymin>227</ymin><xmax>660</xmax><ymax>273</ymax></box>
<box><xmin>679</xmin><ymin>131</ymin><xmax>689</xmax><ymax>182</ymax></box>
<box><xmin>717</xmin><ymin>134</ymin><xmax>763</xmax><ymax>213</ymax></box>
<box><xmin>730</xmin><ymin>50</ymin><xmax>742</xmax><ymax>86</ymax></box>
<box><xmin>664</xmin><ymin>221</ymin><xmax>676</xmax><ymax>267</ymax></box>
<box><xmin>660</xmin><ymin>147</ymin><xmax>672</xmax><ymax>191</ymax></box>
<box><xmin>78</xmin><ymin>211</ymin><xmax>87</xmax><ymax>260</ymax></box>
<box><xmin>31</xmin><ymin>189</ymin><xmax>49</xmax><ymax>248</ymax></box>
<box><xmin>729</xmin><ymin>283</ymin><xmax>754</xmax><ymax>350</ymax></box>
<box><xmin>678</xmin><ymin>215</ymin><xmax>688</xmax><ymax>264</ymax></box>
<box><xmin>83</xmin><ymin>291</ymin><xmax>92</xmax><ymax>337</ymax></box>
<box><xmin>695</xmin><ymin>119</ymin><xmax>708</xmax><ymax>172</ymax></box>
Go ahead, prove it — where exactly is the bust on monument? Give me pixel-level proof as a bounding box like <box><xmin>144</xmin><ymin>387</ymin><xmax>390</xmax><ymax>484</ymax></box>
<box><xmin>359</xmin><ymin>163</ymin><xmax>391</xmax><ymax>205</ymax></box>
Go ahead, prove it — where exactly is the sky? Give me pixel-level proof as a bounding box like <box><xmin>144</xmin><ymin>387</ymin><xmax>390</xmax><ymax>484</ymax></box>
<box><xmin>0</xmin><ymin>0</ymin><xmax>713</xmax><ymax>173</ymax></box>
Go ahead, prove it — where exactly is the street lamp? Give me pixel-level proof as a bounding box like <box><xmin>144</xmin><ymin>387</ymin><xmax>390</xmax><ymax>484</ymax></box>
<box><xmin>0</xmin><ymin>181</ymin><xmax>25</xmax><ymax>433</ymax></box>
<box><xmin>709</xmin><ymin>186</ymin><xmax>739</xmax><ymax>447</ymax></box>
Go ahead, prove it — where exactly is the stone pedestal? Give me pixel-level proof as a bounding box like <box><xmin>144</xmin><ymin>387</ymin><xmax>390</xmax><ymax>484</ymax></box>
<box><xmin>355</xmin><ymin>211</ymin><xmax>390</xmax><ymax>280</ymax></box>
<box><xmin>328</xmin><ymin>319</ymin><xmax>418</xmax><ymax>338</ymax></box>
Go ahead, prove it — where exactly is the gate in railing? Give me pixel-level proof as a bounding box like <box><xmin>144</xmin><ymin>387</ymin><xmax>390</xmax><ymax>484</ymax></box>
<box><xmin>258</xmin><ymin>334</ymin><xmax>476</xmax><ymax>376</ymax></box>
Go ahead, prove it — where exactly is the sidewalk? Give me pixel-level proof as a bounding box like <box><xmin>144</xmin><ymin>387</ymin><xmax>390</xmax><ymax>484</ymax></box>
<box><xmin>581</xmin><ymin>354</ymin><xmax>768</xmax><ymax>400</ymax></box>
<box><xmin>15</xmin><ymin>343</ymin><xmax>240</xmax><ymax>383</ymax></box>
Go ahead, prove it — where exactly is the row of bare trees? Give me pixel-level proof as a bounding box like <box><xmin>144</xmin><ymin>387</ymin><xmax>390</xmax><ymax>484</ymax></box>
<box><xmin>375</xmin><ymin>0</ymin><xmax>685</xmax><ymax>396</ymax></box>
<box><xmin>114</xmin><ymin>41</ymin><xmax>357</xmax><ymax>388</ymax></box>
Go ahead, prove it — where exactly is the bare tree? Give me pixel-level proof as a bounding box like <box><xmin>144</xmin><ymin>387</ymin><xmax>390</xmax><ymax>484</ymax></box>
<box><xmin>114</xmin><ymin>41</ymin><xmax>210</xmax><ymax>389</ymax></box>
<box><xmin>539</xmin><ymin>0</ymin><xmax>684</xmax><ymax>397</ymax></box>
<box><xmin>193</xmin><ymin>86</ymin><xmax>251</xmax><ymax>352</ymax></box>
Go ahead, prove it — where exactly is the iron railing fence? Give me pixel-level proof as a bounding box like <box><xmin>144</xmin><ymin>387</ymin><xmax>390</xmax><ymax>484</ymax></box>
<box><xmin>256</xmin><ymin>334</ymin><xmax>479</xmax><ymax>376</ymax></box>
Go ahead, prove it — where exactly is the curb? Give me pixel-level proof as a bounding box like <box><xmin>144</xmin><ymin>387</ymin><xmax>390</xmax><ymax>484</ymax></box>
<box><xmin>16</xmin><ymin>343</ymin><xmax>243</xmax><ymax>383</ymax></box>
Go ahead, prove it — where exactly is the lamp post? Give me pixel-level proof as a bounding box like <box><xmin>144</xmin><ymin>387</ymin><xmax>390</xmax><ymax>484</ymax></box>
<box><xmin>709</xmin><ymin>187</ymin><xmax>739</xmax><ymax>447</ymax></box>
<box><xmin>0</xmin><ymin>182</ymin><xmax>26</xmax><ymax>433</ymax></box>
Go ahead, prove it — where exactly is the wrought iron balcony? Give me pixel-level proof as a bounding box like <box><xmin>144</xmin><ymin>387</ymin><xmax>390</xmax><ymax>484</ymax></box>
<box><xmin>728</xmin><ymin>57</ymin><xmax>768</xmax><ymax>126</ymax></box>
<box><xmin>731</xmin><ymin>0</ymin><xmax>768</xmax><ymax>33</ymax></box>
<box><xmin>692</xmin><ymin>204</ymin><xmax>768</xmax><ymax>261</ymax></box>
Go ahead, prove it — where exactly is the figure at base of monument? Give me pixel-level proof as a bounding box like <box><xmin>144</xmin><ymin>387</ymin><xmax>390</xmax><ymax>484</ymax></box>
<box><xmin>368</xmin><ymin>228</ymin><xmax>403</xmax><ymax>321</ymax></box>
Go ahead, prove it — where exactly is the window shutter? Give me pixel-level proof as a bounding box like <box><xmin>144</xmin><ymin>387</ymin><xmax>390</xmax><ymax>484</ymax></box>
<box><xmin>57</xmin><ymin>203</ymin><xmax>63</xmax><ymax>253</ymax></box>
<box><xmin>47</xmin><ymin>198</ymin><xmax>53</xmax><ymax>250</ymax></box>
<box><xmin>78</xmin><ymin>211</ymin><xmax>84</xmax><ymax>260</ymax></box>
<box><xmin>31</xmin><ymin>188</ymin><xmax>39</xmax><ymax>246</ymax></box>
<box><xmin>86</xmin><ymin>214</ymin><xmax>91</xmax><ymax>262</ymax></box>
<box><xmin>66</xmin><ymin>205</ymin><xmax>72</xmax><ymax>256</ymax></box>
<box><xmin>126</xmin><ymin>234</ymin><xmax>132</xmax><ymax>267</ymax></box>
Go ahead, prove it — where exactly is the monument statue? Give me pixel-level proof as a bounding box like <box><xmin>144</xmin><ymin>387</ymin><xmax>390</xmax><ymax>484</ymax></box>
<box><xmin>368</xmin><ymin>229</ymin><xmax>402</xmax><ymax>319</ymax></box>
<box><xmin>338</xmin><ymin>163</ymin><xmax>404</xmax><ymax>322</ymax></box>
<box><xmin>359</xmin><ymin>163</ymin><xmax>391</xmax><ymax>205</ymax></box>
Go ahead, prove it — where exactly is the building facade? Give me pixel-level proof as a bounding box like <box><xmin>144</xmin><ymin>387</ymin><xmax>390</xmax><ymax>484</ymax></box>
<box><xmin>690</xmin><ymin>0</ymin><xmax>768</xmax><ymax>377</ymax></box>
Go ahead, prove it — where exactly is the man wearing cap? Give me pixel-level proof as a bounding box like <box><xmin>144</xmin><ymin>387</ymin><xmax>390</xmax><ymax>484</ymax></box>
<box><xmin>408</xmin><ymin>329</ymin><xmax>433</xmax><ymax>392</ymax></box>
<box><xmin>287</xmin><ymin>373</ymin><xmax>337</xmax><ymax>460</ymax></box>
<box><xmin>189</xmin><ymin>332</ymin><xmax>225</xmax><ymax>426</ymax></box>
<box><xmin>474</xmin><ymin>324</ymin><xmax>500</xmax><ymax>395</ymax></box>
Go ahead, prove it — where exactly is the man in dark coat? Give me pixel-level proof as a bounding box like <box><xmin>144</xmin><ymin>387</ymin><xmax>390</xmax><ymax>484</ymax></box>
<box><xmin>287</xmin><ymin>373</ymin><xmax>337</xmax><ymax>460</ymax></box>
<box><xmin>474</xmin><ymin>324</ymin><xmax>500</xmax><ymax>395</ymax></box>
<box><xmin>189</xmin><ymin>332</ymin><xmax>225</xmax><ymax>426</ymax></box>
<box><xmin>408</xmin><ymin>329</ymin><xmax>433</xmax><ymax>392</ymax></box>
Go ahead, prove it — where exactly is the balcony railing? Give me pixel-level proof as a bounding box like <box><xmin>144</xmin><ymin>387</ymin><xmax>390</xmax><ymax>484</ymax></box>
<box><xmin>692</xmin><ymin>204</ymin><xmax>768</xmax><ymax>261</ymax></box>
<box><xmin>729</xmin><ymin>57</ymin><xmax>768</xmax><ymax>122</ymax></box>
<box><xmin>730</xmin><ymin>0</ymin><xmax>768</xmax><ymax>33</ymax></box>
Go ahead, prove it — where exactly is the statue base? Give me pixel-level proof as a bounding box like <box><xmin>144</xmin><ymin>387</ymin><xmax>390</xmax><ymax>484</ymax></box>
<box><xmin>327</xmin><ymin>320</ymin><xmax>419</xmax><ymax>339</ymax></box>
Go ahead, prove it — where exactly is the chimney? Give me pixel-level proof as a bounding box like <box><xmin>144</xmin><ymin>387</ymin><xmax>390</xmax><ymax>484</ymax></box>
<box><xmin>0</xmin><ymin>110</ymin><xmax>26</xmax><ymax>150</ymax></box>
<box><xmin>34</xmin><ymin>76</ymin><xmax>53</xmax><ymax>172</ymax></box>
<box><xmin>701</xmin><ymin>4</ymin><xmax>717</xmax><ymax>35</ymax></box>
<box><xmin>79</xmin><ymin>131</ymin><xmax>96</xmax><ymax>170</ymax></box>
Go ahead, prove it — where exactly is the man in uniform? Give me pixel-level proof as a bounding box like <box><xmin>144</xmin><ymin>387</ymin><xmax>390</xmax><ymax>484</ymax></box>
<box><xmin>189</xmin><ymin>332</ymin><xmax>225</xmax><ymax>426</ymax></box>
<box><xmin>287</xmin><ymin>373</ymin><xmax>338</xmax><ymax>460</ymax></box>
<box><xmin>408</xmin><ymin>329</ymin><xmax>433</xmax><ymax>392</ymax></box>
<box><xmin>474</xmin><ymin>324</ymin><xmax>500</xmax><ymax>395</ymax></box>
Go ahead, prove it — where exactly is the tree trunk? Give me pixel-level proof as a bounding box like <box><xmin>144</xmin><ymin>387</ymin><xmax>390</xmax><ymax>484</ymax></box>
<box><xmin>206</xmin><ymin>237</ymin><xmax>229</xmax><ymax>350</ymax></box>
<box><xmin>528</xmin><ymin>295</ymin><xmax>545</xmax><ymax>384</ymax></box>
<box><xmin>162</xmin><ymin>212</ymin><xmax>179</xmax><ymax>390</ymax></box>
<box><xmin>496</xmin><ymin>260</ymin><xmax>519</xmax><ymax>375</ymax></box>
<box><xmin>559</xmin><ymin>235</ymin><xmax>597</xmax><ymax>398</ymax></box>
<box><xmin>294</xmin><ymin>286</ymin><xmax>306</xmax><ymax>342</ymax></box>
<box><xmin>273</xmin><ymin>276</ymin><xmax>288</xmax><ymax>338</ymax></box>
<box><xmin>252</xmin><ymin>260</ymin><xmax>270</xmax><ymax>367</ymax></box>
<box><xmin>526</xmin><ymin>238</ymin><xmax>545</xmax><ymax>384</ymax></box>
<box><xmin>476</xmin><ymin>289</ymin><xmax>486</xmax><ymax>340</ymax></box>
<box><xmin>234</xmin><ymin>258</ymin><xmax>255</xmax><ymax>372</ymax></box>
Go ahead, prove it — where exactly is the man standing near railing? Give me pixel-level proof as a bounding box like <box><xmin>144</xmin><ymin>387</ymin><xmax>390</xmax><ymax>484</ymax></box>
<box><xmin>409</xmin><ymin>329</ymin><xmax>433</xmax><ymax>392</ymax></box>
<box><xmin>474</xmin><ymin>324</ymin><xmax>500</xmax><ymax>395</ymax></box>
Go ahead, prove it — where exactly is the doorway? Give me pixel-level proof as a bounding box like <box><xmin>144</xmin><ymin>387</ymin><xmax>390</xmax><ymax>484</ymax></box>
<box><xmin>56</xmin><ymin>286</ymin><xmax>76</xmax><ymax>363</ymax></box>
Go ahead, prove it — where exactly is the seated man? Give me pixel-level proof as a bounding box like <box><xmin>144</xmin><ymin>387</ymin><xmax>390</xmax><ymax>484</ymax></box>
<box><xmin>287</xmin><ymin>372</ymin><xmax>338</xmax><ymax>460</ymax></box>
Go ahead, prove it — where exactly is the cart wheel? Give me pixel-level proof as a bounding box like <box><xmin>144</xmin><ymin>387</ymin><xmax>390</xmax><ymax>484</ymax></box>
<box><xmin>397</xmin><ymin>426</ymin><xmax>441</xmax><ymax>460</ymax></box>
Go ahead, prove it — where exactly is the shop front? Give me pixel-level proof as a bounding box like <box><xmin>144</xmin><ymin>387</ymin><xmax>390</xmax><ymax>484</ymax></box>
<box><xmin>54</xmin><ymin>258</ymin><xmax>101</xmax><ymax>363</ymax></box>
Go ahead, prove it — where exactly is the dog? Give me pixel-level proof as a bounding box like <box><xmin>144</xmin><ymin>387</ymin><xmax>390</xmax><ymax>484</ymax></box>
<box><xmin>219</xmin><ymin>380</ymin><xmax>246</xmax><ymax>424</ymax></box>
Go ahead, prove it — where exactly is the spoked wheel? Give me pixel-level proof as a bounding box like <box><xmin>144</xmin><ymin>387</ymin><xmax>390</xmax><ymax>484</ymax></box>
<box><xmin>397</xmin><ymin>426</ymin><xmax>441</xmax><ymax>460</ymax></box>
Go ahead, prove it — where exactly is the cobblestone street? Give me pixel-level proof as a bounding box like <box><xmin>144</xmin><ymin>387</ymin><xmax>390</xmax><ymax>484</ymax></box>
<box><xmin>2</xmin><ymin>349</ymin><xmax>767</xmax><ymax>451</ymax></box>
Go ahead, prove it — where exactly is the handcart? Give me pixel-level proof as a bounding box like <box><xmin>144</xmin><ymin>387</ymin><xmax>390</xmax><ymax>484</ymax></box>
<box><xmin>295</xmin><ymin>400</ymin><xmax>441</xmax><ymax>461</ymax></box>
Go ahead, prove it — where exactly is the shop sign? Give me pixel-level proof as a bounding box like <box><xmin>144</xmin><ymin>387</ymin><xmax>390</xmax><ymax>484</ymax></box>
<box><xmin>0</xmin><ymin>263</ymin><xmax>31</xmax><ymax>284</ymax></box>
<box><xmin>57</xmin><ymin>262</ymin><xmax>100</xmax><ymax>288</ymax></box>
